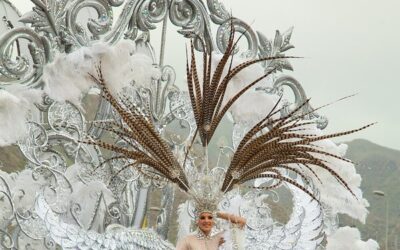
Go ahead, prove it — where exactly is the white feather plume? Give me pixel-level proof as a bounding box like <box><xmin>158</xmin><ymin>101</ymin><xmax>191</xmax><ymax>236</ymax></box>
<box><xmin>228</xmin><ymin>91</ymin><xmax>280</xmax><ymax>125</ymax></box>
<box><xmin>43</xmin><ymin>41</ymin><xmax>160</xmax><ymax>106</ymax></box>
<box><xmin>292</xmin><ymin>123</ymin><xmax>370</xmax><ymax>223</ymax></box>
<box><xmin>252</xmin><ymin>120</ymin><xmax>370</xmax><ymax>223</ymax></box>
<box><xmin>0</xmin><ymin>86</ymin><xmax>42</xmax><ymax>146</ymax></box>
<box><xmin>326</xmin><ymin>227</ymin><xmax>379</xmax><ymax>250</ymax></box>
<box><xmin>193</xmin><ymin>52</ymin><xmax>274</xmax><ymax>126</ymax></box>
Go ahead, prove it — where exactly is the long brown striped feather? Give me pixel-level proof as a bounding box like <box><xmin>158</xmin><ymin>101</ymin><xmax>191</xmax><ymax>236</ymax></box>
<box><xmin>212</xmin><ymin>52</ymin><xmax>236</xmax><ymax>117</ymax></box>
<box><xmin>240</xmin><ymin>168</ymin><xmax>282</xmax><ymax>183</ymax></box>
<box><xmin>273</xmin><ymin>165</ymin><xmax>311</xmax><ymax>185</ymax></box>
<box><xmin>211</xmin><ymin>55</ymin><xmax>298</xmax><ymax>112</ymax></box>
<box><xmin>246</xmin><ymin>176</ymin><xmax>283</xmax><ymax>191</ymax></box>
<box><xmin>236</xmin><ymin>158</ymin><xmax>321</xmax><ymax>184</ymax></box>
<box><xmin>201</xmin><ymin>41</ymin><xmax>209</xmax><ymax>136</ymax></box>
<box><xmin>86</xmin><ymin>36</ymin><xmax>371</xmax><ymax>205</ymax></box>
<box><xmin>208</xmin><ymin>69</ymin><xmax>277</xmax><ymax>141</ymax></box>
<box><xmin>233</xmin><ymin>96</ymin><xmax>283</xmax><ymax>154</ymax></box>
<box><xmin>209</xmin><ymin>21</ymin><xmax>250</xmax><ymax>110</ymax></box>
<box><xmin>242</xmin><ymin>173</ymin><xmax>318</xmax><ymax>201</ymax></box>
<box><xmin>204</xmin><ymin>51</ymin><xmax>213</xmax><ymax>127</ymax></box>
<box><xmin>236</xmin><ymin>132</ymin><xmax>311</xmax><ymax>166</ymax></box>
<box><xmin>238</xmin><ymin>121</ymin><xmax>314</xmax><ymax>155</ymax></box>
<box><xmin>117</xmin><ymin>97</ymin><xmax>174</xmax><ymax>163</ymax></box>
<box><xmin>91</xmin><ymin>123</ymin><xmax>144</xmax><ymax>153</ymax></box>
<box><xmin>228</xmin><ymin>105</ymin><xmax>314</xmax><ymax>171</ymax></box>
<box><xmin>190</xmin><ymin>42</ymin><xmax>203</xmax><ymax>123</ymax></box>
<box><xmin>105</xmin><ymin>110</ymin><xmax>169</xmax><ymax>166</ymax></box>
<box><xmin>93</xmin><ymin>155</ymin><xmax>126</xmax><ymax>172</ymax></box>
<box><xmin>82</xmin><ymin>139</ymin><xmax>148</xmax><ymax>159</ymax></box>
<box><xmin>299</xmin><ymin>163</ymin><xmax>323</xmax><ymax>184</ymax></box>
<box><xmin>86</xmin><ymin>66</ymin><xmax>189</xmax><ymax>191</ymax></box>
<box><xmin>208</xmin><ymin>22</ymin><xmax>236</xmax><ymax>96</ymax></box>
<box><xmin>226</xmin><ymin>142</ymin><xmax>358</xmax><ymax>198</ymax></box>
<box><xmin>186</xmin><ymin>48</ymin><xmax>201</xmax><ymax>129</ymax></box>
<box><xmin>102</xmin><ymin>85</ymin><xmax>179</xmax><ymax>169</ymax></box>
<box><xmin>306</xmin><ymin>123</ymin><xmax>375</xmax><ymax>143</ymax></box>
<box><xmin>239</xmin><ymin>143</ymin><xmax>309</xmax><ymax>170</ymax></box>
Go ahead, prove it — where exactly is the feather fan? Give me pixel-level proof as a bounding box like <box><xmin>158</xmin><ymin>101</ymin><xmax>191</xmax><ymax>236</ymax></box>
<box><xmin>185</xmin><ymin>25</ymin><xmax>298</xmax><ymax>146</ymax></box>
<box><xmin>83</xmin><ymin>64</ymin><xmax>189</xmax><ymax>191</ymax></box>
<box><xmin>81</xmin><ymin>26</ymin><xmax>373</xmax><ymax>205</ymax></box>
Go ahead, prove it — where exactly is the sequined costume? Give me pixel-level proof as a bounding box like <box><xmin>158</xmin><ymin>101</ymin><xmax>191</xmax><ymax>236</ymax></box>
<box><xmin>176</xmin><ymin>230</ymin><xmax>224</xmax><ymax>250</ymax></box>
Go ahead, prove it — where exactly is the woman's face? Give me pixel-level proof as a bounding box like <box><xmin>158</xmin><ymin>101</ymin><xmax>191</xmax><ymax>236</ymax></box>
<box><xmin>197</xmin><ymin>212</ymin><xmax>214</xmax><ymax>235</ymax></box>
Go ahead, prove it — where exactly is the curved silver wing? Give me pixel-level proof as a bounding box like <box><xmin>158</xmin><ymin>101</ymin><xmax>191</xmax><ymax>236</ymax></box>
<box><xmin>243</xmin><ymin>176</ymin><xmax>323</xmax><ymax>250</ymax></box>
<box><xmin>35</xmin><ymin>195</ymin><xmax>174</xmax><ymax>250</ymax></box>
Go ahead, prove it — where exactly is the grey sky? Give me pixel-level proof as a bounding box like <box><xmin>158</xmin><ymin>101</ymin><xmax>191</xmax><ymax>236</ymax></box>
<box><xmin>220</xmin><ymin>0</ymin><xmax>400</xmax><ymax>150</ymax></box>
<box><xmin>10</xmin><ymin>0</ymin><xmax>400</xmax><ymax>150</ymax></box>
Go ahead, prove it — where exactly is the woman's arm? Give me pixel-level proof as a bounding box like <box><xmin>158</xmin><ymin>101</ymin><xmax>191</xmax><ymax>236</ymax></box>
<box><xmin>216</xmin><ymin>212</ymin><xmax>246</xmax><ymax>229</ymax></box>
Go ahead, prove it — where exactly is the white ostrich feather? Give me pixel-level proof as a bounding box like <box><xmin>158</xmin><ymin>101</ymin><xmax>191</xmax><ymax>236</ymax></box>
<box><xmin>98</xmin><ymin>40</ymin><xmax>160</xmax><ymax>96</ymax></box>
<box><xmin>292</xmin><ymin>123</ymin><xmax>369</xmax><ymax>223</ymax></box>
<box><xmin>228</xmin><ymin>91</ymin><xmax>280</xmax><ymax>125</ymax></box>
<box><xmin>0</xmin><ymin>87</ymin><xmax>42</xmax><ymax>146</ymax></box>
<box><xmin>252</xmin><ymin>121</ymin><xmax>369</xmax><ymax>223</ymax></box>
<box><xmin>222</xmin><ymin>227</ymin><xmax>245</xmax><ymax>250</ymax></box>
<box><xmin>212</xmin><ymin>53</ymin><xmax>274</xmax><ymax>125</ymax></box>
<box><xmin>326</xmin><ymin>227</ymin><xmax>379</xmax><ymax>250</ymax></box>
<box><xmin>43</xmin><ymin>41</ymin><xmax>160</xmax><ymax>106</ymax></box>
<box><xmin>43</xmin><ymin>51</ymin><xmax>94</xmax><ymax>106</ymax></box>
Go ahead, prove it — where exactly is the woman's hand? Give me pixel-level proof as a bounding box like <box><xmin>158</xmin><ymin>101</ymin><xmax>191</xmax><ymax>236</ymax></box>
<box><xmin>216</xmin><ymin>212</ymin><xmax>247</xmax><ymax>229</ymax></box>
<box><xmin>235</xmin><ymin>217</ymin><xmax>246</xmax><ymax>229</ymax></box>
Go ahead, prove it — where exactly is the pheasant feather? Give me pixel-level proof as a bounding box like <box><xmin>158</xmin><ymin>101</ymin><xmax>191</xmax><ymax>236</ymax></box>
<box><xmin>80</xmin><ymin>28</ymin><xmax>373</xmax><ymax>206</ymax></box>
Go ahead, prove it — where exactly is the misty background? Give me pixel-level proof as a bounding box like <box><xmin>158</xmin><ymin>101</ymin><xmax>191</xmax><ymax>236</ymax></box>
<box><xmin>11</xmin><ymin>0</ymin><xmax>400</xmax><ymax>150</ymax></box>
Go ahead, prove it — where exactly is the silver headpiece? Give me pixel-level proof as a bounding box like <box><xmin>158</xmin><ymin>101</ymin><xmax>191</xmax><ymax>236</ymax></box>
<box><xmin>188</xmin><ymin>171</ymin><xmax>224</xmax><ymax>216</ymax></box>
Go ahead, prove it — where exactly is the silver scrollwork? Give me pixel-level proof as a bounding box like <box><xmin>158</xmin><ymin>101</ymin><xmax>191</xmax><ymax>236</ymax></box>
<box><xmin>0</xmin><ymin>28</ymin><xmax>50</xmax><ymax>86</ymax></box>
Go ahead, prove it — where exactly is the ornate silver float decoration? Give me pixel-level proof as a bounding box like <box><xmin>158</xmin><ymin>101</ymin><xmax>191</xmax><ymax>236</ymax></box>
<box><xmin>0</xmin><ymin>0</ymin><xmax>339</xmax><ymax>249</ymax></box>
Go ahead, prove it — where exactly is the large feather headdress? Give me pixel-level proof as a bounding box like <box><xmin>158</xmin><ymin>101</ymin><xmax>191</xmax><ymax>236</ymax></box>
<box><xmin>83</xmin><ymin>27</ymin><xmax>372</xmax><ymax>215</ymax></box>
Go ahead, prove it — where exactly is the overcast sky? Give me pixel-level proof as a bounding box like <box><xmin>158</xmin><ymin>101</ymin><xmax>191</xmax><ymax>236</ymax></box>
<box><xmin>9</xmin><ymin>0</ymin><xmax>400</xmax><ymax>150</ymax></box>
<box><xmin>219</xmin><ymin>0</ymin><xmax>400</xmax><ymax>150</ymax></box>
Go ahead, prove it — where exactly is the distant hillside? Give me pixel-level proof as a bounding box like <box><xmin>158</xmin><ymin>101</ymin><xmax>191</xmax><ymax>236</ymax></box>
<box><xmin>0</xmin><ymin>145</ymin><xmax>26</xmax><ymax>173</ymax></box>
<box><xmin>342</xmin><ymin>139</ymin><xmax>400</xmax><ymax>250</ymax></box>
